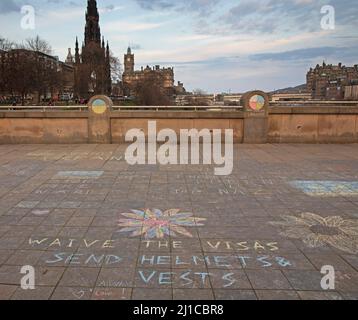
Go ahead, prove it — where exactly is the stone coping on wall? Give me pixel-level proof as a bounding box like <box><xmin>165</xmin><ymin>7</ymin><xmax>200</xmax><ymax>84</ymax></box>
<box><xmin>0</xmin><ymin>110</ymin><xmax>245</xmax><ymax>119</ymax></box>
<box><xmin>269</xmin><ymin>106</ymin><xmax>358</xmax><ymax>114</ymax></box>
<box><xmin>0</xmin><ymin>111</ymin><xmax>88</xmax><ymax>118</ymax></box>
<box><xmin>1</xmin><ymin>106</ymin><xmax>358</xmax><ymax>119</ymax></box>
<box><xmin>109</xmin><ymin>111</ymin><xmax>245</xmax><ymax>119</ymax></box>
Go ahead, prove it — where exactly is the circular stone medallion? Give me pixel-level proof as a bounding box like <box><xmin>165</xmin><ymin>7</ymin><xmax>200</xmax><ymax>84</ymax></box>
<box><xmin>248</xmin><ymin>94</ymin><xmax>265</xmax><ymax>112</ymax></box>
<box><xmin>91</xmin><ymin>98</ymin><xmax>107</xmax><ymax>115</ymax></box>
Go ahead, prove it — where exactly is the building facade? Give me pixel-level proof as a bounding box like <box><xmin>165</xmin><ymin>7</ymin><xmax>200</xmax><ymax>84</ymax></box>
<box><xmin>69</xmin><ymin>0</ymin><xmax>111</xmax><ymax>99</ymax></box>
<box><xmin>122</xmin><ymin>47</ymin><xmax>176</xmax><ymax>97</ymax></box>
<box><xmin>307</xmin><ymin>62</ymin><xmax>358</xmax><ymax>100</ymax></box>
<box><xmin>344</xmin><ymin>85</ymin><xmax>358</xmax><ymax>100</ymax></box>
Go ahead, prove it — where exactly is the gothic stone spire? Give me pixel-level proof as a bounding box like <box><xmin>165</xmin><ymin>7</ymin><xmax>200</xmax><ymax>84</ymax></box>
<box><xmin>85</xmin><ymin>0</ymin><xmax>101</xmax><ymax>45</ymax></box>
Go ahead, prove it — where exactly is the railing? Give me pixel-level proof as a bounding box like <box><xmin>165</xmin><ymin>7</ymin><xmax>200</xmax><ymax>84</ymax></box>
<box><xmin>112</xmin><ymin>106</ymin><xmax>243</xmax><ymax>111</ymax></box>
<box><xmin>0</xmin><ymin>105</ymin><xmax>244</xmax><ymax>112</ymax></box>
<box><xmin>270</xmin><ymin>100</ymin><xmax>358</xmax><ymax>107</ymax></box>
<box><xmin>0</xmin><ymin>105</ymin><xmax>88</xmax><ymax>111</ymax></box>
<box><xmin>1</xmin><ymin>102</ymin><xmax>358</xmax><ymax>112</ymax></box>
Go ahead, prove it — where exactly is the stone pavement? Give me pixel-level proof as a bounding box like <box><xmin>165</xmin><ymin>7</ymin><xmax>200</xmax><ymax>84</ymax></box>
<box><xmin>0</xmin><ymin>144</ymin><xmax>357</xmax><ymax>300</ymax></box>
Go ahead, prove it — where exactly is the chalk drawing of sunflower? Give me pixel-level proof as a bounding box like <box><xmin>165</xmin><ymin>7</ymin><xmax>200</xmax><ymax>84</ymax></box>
<box><xmin>118</xmin><ymin>209</ymin><xmax>206</xmax><ymax>239</ymax></box>
<box><xmin>270</xmin><ymin>213</ymin><xmax>358</xmax><ymax>254</ymax></box>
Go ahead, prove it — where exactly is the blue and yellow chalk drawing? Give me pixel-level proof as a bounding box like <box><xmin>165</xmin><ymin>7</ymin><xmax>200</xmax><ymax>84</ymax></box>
<box><xmin>290</xmin><ymin>181</ymin><xmax>358</xmax><ymax>197</ymax></box>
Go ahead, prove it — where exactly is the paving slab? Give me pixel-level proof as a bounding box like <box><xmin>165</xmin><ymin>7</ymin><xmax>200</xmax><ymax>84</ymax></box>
<box><xmin>0</xmin><ymin>144</ymin><xmax>357</xmax><ymax>300</ymax></box>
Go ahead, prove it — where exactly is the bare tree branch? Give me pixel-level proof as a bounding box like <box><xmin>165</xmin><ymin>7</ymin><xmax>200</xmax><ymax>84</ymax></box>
<box><xmin>25</xmin><ymin>35</ymin><xmax>53</xmax><ymax>55</ymax></box>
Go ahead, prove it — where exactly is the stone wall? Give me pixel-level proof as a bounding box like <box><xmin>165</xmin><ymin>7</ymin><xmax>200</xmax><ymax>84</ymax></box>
<box><xmin>268</xmin><ymin>107</ymin><xmax>358</xmax><ymax>143</ymax></box>
<box><xmin>0</xmin><ymin>112</ymin><xmax>88</xmax><ymax>144</ymax></box>
<box><xmin>110</xmin><ymin>112</ymin><xmax>244</xmax><ymax>143</ymax></box>
<box><xmin>0</xmin><ymin>107</ymin><xmax>357</xmax><ymax>144</ymax></box>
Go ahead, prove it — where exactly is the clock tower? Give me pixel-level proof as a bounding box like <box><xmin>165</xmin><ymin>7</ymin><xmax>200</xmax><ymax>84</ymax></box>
<box><xmin>124</xmin><ymin>47</ymin><xmax>134</xmax><ymax>74</ymax></box>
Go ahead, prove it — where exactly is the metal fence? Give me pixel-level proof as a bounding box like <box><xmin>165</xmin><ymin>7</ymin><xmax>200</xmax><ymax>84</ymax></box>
<box><xmin>1</xmin><ymin>101</ymin><xmax>358</xmax><ymax>112</ymax></box>
<box><xmin>0</xmin><ymin>105</ymin><xmax>244</xmax><ymax>112</ymax></box>
<box><xmin>270</xmin><ymin>101</ymin><xmax>358</xmax><ymax>107</ymax></box>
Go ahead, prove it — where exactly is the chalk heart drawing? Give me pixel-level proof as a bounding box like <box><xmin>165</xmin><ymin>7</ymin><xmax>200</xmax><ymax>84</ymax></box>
<box><xmin>118</xmin><ymin>209</ymin><xmax>206</xmax><ymax>239</ymax></box>
<box><xmin>71</xmin><ymin>289</ymin><xmax>86</xmax><ymax>300</ymax></box>
<box><xmin>270</xmin><ymin>213</ymin><xmax>358</xmax><ymax>254</ymax></box>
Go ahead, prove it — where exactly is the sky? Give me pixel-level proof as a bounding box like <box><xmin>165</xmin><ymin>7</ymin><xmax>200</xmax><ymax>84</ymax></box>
<box><xmin>1</xmin><ymin>0</ymin><xmax>358</xmax><ymax>93</ymax></box>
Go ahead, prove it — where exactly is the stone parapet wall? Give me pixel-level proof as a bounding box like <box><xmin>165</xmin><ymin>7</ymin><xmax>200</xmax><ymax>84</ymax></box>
<box><xmin>0</xmin><ymin>107</ymin><xmax>357</xmax><ymax>144</ymax></box>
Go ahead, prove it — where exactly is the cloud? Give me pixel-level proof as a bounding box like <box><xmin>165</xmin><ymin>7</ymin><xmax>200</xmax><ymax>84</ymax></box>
<box><xmin>99</xmin><ymin>4</ymin><xmax>124</xmax><ymax>14</ymax></box>
<box><xmin>134</xmin><ymin>0</ymin><xmax>175</xmax><ymax>11</ymax></box>
<box><xmin>134</xmin><ymin>0</ymin><xmax>220</xmax><ymax>14</ymax></box>
<box><xmin>130</xmin><ymin>43</ymin><xmax>142</xmax><ymax>50</ymax></box>
<box><xmin>2</xmin><ymin>0</ymin><xmax>358</xmax><ymax>92</ymax></box>
<box><xmin>250</xmin><ymin>46</ymin><xmax>358</xmax><ymax>62</ymax></box>
<box><xmin>44</xmin><ymin>7</ymin><xmax>84</xmax><ymax>21</ymax></box>
<box><xmin>0</xmin><ymin>0</ymin><xmax>21</xmax><ymax>14</ymax></box>
<box><xmin>103</xmin><ymin>21</ymin><xmax>164</xmax><ymax>33</ymax></box>
<box><xmin>196</xmin><ymin>0</ymin><xmax>358</xmax><ymax>36</ymax></box>
<box><xmin>215</xmin><ymin>0</ymin><xmax>321</xmax><ymax>35</ymax></box>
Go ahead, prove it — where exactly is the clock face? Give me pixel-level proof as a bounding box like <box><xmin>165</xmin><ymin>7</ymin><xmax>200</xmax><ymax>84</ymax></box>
<box><xmin>127</xmin><ymin>58</ymin><xmax>131</xmax><ymax>62</ymax></box>
<box><xmin>248</xmin><ymin>95</ymin><xmax>265</xmax><ymax>111</ymax></box>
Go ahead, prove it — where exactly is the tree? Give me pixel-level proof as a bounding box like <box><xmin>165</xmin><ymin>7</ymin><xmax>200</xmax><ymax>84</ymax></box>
<box><xmin>2</xmin><ymin>49</ymin><xmax>37</xmax><ymax>105</ymax></box>
<box><xmin>135</xmin><ymin>74</ymin><xmax>171</xmax><ymax>106</ymax></box>
<box><xmin>186</xmin><ymin>96</ymin><xmax>209</xmax><ymax>106</ymax></box>
<box><xmin>192</xmin><ymin>88</ymin><xmax>207</xmax><ymax>95</ymax></box>
<box><xmin>0</xmin><ymin>36</ymin><xmax>15</xmax><ymax>51</ymax></box>
<box><xmin>13</xmin><ymin>53</ymin><xmax>37</xmax><ymax>105</ymax></box>
<box><xmin>25</xmin><ymin>35</ymin><xmax>52</xmax><ymax>55</ymax></box>
<box><xmin>1</xmin><ymin>35</ymin><xmax>70</xmax><ymax>105</ymax></box>
<box><xmin>0</xmin><ymin>36</ymin><xmax>16</xmax><ymax>97</ymax></box>
<box><xmin>24</xmin><ymin>36</ymin><xmax>59</xmax><ymax>103</ymax></box>
<box><xmin>110</xmin><ymin>53</ymin><xmax>122</xmax><ymax>83</ymax></box>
